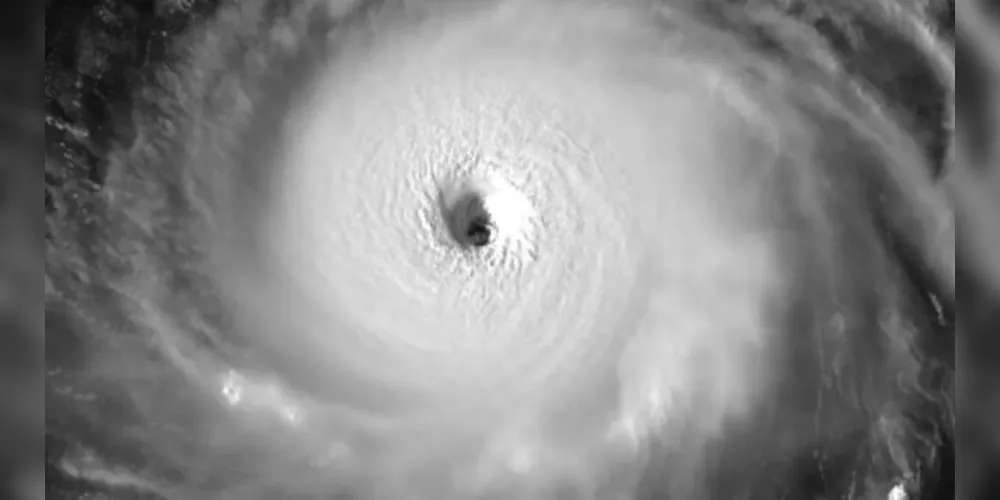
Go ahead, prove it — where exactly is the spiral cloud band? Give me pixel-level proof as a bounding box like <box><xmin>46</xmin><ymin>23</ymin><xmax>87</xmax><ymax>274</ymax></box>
<box><xmin>44</xmin><ymin>0</ymin><xmax>956</xmax><ymax>499</ymax></box>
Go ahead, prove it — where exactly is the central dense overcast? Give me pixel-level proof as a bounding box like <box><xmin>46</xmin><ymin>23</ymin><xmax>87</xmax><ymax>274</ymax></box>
<box><xmin>240</xmin><ymin>2</ymin><xmax>786</xmax><ymax>493</ymax></box>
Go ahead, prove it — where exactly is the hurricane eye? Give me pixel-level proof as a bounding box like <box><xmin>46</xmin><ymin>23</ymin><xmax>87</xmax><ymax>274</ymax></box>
<box><xmin>445</xmin><ymin>190</ymin><xmax>496</xmax><ymax>249</ymax></box>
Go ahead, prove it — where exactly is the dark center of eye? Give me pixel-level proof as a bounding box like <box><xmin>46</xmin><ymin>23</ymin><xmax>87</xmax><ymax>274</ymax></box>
<box><xmin>465</xmin><ymin>216</ymin><xmax>494</xmax><ymax>247</ymax></box>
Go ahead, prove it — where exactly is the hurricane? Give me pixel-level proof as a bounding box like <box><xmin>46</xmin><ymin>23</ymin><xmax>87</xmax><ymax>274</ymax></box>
<box><xmin>43</xmin><ymin>0</ymin><xmax>960</xmax><ymax>499</ymax></box>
